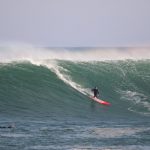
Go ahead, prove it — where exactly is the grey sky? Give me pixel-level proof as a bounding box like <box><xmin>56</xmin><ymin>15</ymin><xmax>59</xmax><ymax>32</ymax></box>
<box><xmin>0</xmin><ymin>0</ymin><xmax>150</xmax><ymax>47</ymax></box>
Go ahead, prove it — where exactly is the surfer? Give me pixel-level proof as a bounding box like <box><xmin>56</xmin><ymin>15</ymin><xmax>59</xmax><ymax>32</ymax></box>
<box><xmin>0</xmin><ymin>124</ymin><xmax>15</xmax><ymax>129</ymax></box>
<box><xmin>91</xmin><ymin>87</ymin><xmax>99</xmax><ymax>98</ymax></box>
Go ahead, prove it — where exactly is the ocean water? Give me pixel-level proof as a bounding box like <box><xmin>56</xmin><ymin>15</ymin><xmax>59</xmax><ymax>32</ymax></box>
<box><xmin>0</xmin><ymin>47</ymin><xmax>150</xmax><ymax>150</ymax></box>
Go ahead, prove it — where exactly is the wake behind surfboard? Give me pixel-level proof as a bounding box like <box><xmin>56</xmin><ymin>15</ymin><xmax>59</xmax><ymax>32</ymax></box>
<box><xmin>89</xmin><ymin>96</ymin><xmax>111</xmax><ymax>106</ymax></box>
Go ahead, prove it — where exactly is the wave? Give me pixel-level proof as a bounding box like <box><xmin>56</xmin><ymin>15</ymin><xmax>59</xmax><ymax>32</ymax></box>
<box><xmin>0</xmin><ymin>54</ymin><xmax>150</xmax><ymax>118</ymax></box>
<box><xmin>0</xmin><ymin>61</ymin><xmax>150</xmax><ymax>117</ymax></box>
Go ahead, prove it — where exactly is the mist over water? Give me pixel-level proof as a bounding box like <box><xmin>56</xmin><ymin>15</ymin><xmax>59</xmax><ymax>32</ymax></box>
<box><xmin>0</xmin><ymin>46</ymin><xmax>150</xmax><ymax>63</ymax></box>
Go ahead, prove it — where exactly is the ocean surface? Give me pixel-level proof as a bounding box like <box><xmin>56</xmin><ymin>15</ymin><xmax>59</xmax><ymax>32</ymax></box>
<box><xmin>0</xmin><ymin>47</ymin><xmax>150</xmax><ymax>150</ymax></box>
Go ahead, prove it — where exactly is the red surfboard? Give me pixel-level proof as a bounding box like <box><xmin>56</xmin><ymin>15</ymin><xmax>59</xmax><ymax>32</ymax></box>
<box><xmin>90</xmin><ymin>96</ymin><xmax>110</xmax><ymax>106</ymax></box>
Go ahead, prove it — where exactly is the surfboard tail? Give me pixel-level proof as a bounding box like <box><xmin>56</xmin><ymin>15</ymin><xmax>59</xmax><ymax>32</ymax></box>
<box><xmin>100</xmin><ymin>100</ymin><xmax>111</xmax><ymax>105</ymax></box>
<box><xmin>90</xmin><ymin>96</ymin><xmax>111</xmax><ymax>106</ymax></box>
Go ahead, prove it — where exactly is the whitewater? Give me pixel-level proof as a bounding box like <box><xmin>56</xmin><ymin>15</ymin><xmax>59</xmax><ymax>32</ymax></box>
<box><xmin>0</xmin><ymin>47</ymin><xmax>150</xmax><ymax>150</ymax></box>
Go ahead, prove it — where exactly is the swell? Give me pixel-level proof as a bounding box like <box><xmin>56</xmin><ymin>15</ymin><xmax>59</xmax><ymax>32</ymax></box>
<box><xmin>0</xmin><ymin>60</ymin><xmax>150</xmax><ymax>118</ymax></box>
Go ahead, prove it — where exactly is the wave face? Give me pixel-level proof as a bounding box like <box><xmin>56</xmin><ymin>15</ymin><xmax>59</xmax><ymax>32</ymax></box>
<box><xmin>0</xmin><ymin>47</ymin><xmax>150</xmax><ymax>119</ymax></box>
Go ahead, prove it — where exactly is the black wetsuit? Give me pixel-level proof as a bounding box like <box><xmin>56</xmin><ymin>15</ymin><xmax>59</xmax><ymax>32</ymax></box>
<box><xmin>92</xmin><ymin>88</ymin><xmax>99</xmax><ymax>98</ymax></box>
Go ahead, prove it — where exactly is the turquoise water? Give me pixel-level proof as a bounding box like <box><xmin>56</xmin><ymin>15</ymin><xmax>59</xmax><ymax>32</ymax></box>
<box><xmin>0</xmin><ymin>48</ymin><xmax>150</xmax><ymax>149</ymax></box>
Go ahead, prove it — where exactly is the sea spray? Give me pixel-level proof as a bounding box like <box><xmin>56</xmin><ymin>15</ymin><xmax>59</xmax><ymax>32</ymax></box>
<box><xmin>0</xmin><ymin>46</ymin><xmax>150</xmax><ymax>63</ymax></box>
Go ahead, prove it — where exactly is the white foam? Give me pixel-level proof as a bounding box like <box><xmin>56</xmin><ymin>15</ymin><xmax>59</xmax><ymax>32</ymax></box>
<box><xmin>119</xmin><ymin>90</ymin><xmax>150</xmax><ymax>115</ymax></box>
<box><xmin>82</xmin><ymin>126</ymin><xmax>150</xmax><ymax>138</ymax></box>
<box><xmin>39</xmin><ymin>60</ymin><xmax>91</xmax><ymax>96</ymax></box>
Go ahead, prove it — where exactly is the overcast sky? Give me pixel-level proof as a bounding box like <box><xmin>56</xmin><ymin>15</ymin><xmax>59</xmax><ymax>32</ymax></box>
<box><xmin>0</xmin><ymin>0</ymin><xmax>150</xmax><ymax>47</ymax></box>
